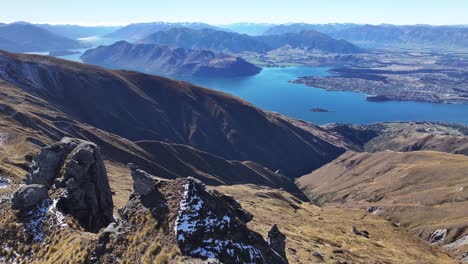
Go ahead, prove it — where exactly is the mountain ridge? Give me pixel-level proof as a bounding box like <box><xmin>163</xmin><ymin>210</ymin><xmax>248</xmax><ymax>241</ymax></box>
<box><xmin>80</xmin><ymin>41</ymin><xmax>262</xmax><ymax>77</ymax></box>
<box><xmin>139</xmin><ymin>27</ymin><xmax>362</xmax><ymax>54</ymax></box>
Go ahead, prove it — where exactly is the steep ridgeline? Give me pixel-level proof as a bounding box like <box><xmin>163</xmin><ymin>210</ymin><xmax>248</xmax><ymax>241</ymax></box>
<box><xmin>0</xmin><ymin>77</ymin><xmax>305</xmax><ymax>200</ymax></box>
<box><xmin>138</xmin><ymin>28</ymin><xmax>362</xmax><ymax>54</ymax></box>
<box><xmin>81</xmin><ymin>41</ymin><xmax>261</xmax><ymax>77</ymax></box>
<box><xmin>0</xmin><ymin>51</ymin><xmax>345</xmax><ymax>178</ymax></box>
<box><xmin>0</xmin><ymin>23</ymin><xmax>89</xmax><ymax>52</ymax></box>
<box><xmin>105</xmin><ymin>22</ymin><xmax>222</xmax><ymax>41</ymax></box>
<box><xmin>0</xmin><ymin>141</ymin><xmax>288</xmax><ymax>263</ymax></box>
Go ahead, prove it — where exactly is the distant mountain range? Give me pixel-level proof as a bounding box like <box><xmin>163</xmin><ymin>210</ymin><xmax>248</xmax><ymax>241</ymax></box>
<box><xmin>328</xmin><ymin>24</ymin><xmax>468</xmax><ymax>48</ymax></box>
<box><xmin>105</xmin><ymin>22</ymin><xmax>221</xmax><ymax>41</ymax></box>
<box><xmin>81</xmin><ymin>41</ymin><xmax>261</xmax><ymax>77</ymax></box>
<box><xmin>264</xmin><ymin>23</ymin><xmax>359</xmax><ymax>35</ymax></box>
<box><xmin>138</xmin><ymin>27</ymin><xmax>362</xmax><ymax>54</ymax></box>
<box><xmin>263</xmin><ymin>23</ymin><xmax>468</xmax><ymax>49</ymax></box>
<box><xmin>0</xmin><ymin>23</ymin><xmax>89</xmax><ymax>52</ymax></box>
<box><xmin>218</xmin><ymin>23</ymin><xmax>275</xmax><ymax>36</ymax></box>
<box><xmin>34</xmin><ymin>24</ymin><xmax>122</xmax><ymax>39</ymax></box>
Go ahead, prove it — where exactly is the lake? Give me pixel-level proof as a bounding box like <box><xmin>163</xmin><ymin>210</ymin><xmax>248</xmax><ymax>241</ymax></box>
<box><xmin>57</xmin><ymin>37</ymin><xmax>468</xmax><ymax>125</ymax></box>
<box><xmin>179</xmin><ymin>67</ymin><xmax>468</xmax><ymax>125</ymax></box>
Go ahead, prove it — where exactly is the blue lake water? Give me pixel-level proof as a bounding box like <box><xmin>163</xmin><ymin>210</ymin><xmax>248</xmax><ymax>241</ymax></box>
<box><xmin>57</xmin><ymin>37</ymin><xmax>468</xmax><ymax>125</ymax></box>
<box><xmin>179</xmin><ymin>67</ymin><xmax>468</xmax><ymax>125</ymax></box>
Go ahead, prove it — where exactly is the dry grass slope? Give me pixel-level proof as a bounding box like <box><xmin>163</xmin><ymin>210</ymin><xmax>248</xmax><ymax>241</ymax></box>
<box><xmin>216</xmin><ymin>184</ymin><xmax>456</xmax><ymax>264</ymax></box>
<box><xmin>298</xmin><ymin>150</ymin><xmax>468</xmax><ymax>260</ymax></box>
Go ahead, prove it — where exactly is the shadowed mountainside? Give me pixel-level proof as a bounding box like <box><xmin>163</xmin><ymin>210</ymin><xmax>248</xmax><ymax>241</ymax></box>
<box><xmin>81</xmin><ymin>41</ymin><xmax>262</xmax><ymax>77</ymax></box>
<box><xmin>0</xmin><ymin>50</ymin><xmax>345</xmax><ymax>178</ymax></box>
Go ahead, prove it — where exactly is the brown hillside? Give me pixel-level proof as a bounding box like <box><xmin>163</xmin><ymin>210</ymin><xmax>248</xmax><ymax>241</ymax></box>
<box><xmin>0</xmin><ymin>50</ymin><xmax>344</xmax><ymax>178</ymax></box>
<box><xmin>297</xmin><ymin>150</ymin><xmax>468</xmax><ymax>260</ymax></box>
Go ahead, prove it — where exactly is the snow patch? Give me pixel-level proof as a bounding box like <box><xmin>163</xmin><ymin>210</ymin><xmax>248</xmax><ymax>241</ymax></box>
<box><xmin>23</xmin><ymin>194</ymin><xmax>68</xmax><ymax>242</ymax></box>
<box><xmin>24</xmin><ymin>198</ymin><xmax>52</xmax><ymax>242</ymax></box>
<box><xmin>173</xmin><ymin>181</ymin><xmax>264</xmax><ymax>263</ymax></box>
<box><xmin>192</xmin><ymin>239</ymin><xmax>264</xmax><ymax>264</ymax></box>
<box><xmin>174</xmin><ymin>183</ymin><xmax>232</xmax><ymax>238</ymax></box>
<box><xmin>0</xmin><ymin>177</ymin><xmax>10</xmax><ymax>189</ymax></box>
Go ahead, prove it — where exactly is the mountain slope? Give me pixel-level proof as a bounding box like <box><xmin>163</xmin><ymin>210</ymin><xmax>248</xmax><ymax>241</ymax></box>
<box><xmin>0</xmin><ymin>50</ymin><xmax>345</xmax><ymax>178</ymax></box>
<box><xmin>297</xmin><ymin>150</ymin><xmax>468</xmax><ymax>260</ymax></box>
<box><xmin>81</xmin><ymin>41</ymin><xmax>261</xmax><ymax>77</ymax></box>
<box><xmin>0</xmin><ymin>78</ymin><xmax>306</xmax><ymax>202</ymax></box>
<box><xmin>105</xmin><ymin>22</ymin><xmax>221</xmax><ymax>41</ymax></box>
<box><xmin>0</xmin><ymin>23</ymin><xmax>88</xmax><ymax>52</ymax></box>
<box><xmin>139</xmin><ymin>28</ymin><xmax>270</xmax><ymax>53</ymax></box>
<box><xmin>139</xmin><ymin>28</ymin><xmax>362</xmax><ymax>54</ymax></box>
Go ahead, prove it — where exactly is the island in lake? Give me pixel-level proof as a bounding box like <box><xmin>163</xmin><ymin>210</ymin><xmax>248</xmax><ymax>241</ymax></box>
<box><xmin>310</xmin><ymin>107</ymin><xmax>332</xmax><ymax>112</ymax></box>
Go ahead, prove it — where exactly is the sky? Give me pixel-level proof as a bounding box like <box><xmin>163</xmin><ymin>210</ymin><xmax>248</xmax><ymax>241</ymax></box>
<box><xmin>0</xmin><ymin>0</ymin><xmax>467</xmax><ymax>26</ymax></box>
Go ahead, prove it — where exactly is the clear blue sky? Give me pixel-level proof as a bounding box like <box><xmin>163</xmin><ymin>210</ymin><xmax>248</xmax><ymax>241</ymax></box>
<box><xmin>1</xmin><ymin>0</ymin><xmax>466</xmax><ymax>26</ymax></box>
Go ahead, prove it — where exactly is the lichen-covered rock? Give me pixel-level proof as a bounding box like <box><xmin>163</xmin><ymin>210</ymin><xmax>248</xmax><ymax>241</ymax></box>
<box><xmin>21</xmin><ymin>137</ymin><xmax>114</xmax><ymax>232</ymax></box>
<box><xmin>11</xmin><ymin>184</ymin><xmax>48</xmax><ymax>210</ymax></box>
<box><xmin>128</xmin><ymin>163</ymin><xmax>158</xmax><ymax>196</ymax></box>
<box><xmin>26</xmin><ymin>137</ymin><xmax>81</xmax><ymax>187</ymax></box>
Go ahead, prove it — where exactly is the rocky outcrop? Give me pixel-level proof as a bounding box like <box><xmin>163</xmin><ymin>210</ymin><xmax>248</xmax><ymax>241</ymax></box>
<box><xmin>428</xmin><ymin>229</ymin><xmax>447</xmax><ymax>244</ymax></box>
<box><xmin>14</xmin><ymin>137</ymin><xmax>114</xmax><ymax>232</ymax></box>
<box><xmin>11</xmin><ymin>184</ymin><xmax>48</xmax><ymax>210</ymax></box>
<box><xmin>116</xmin><ymin>165</ymin><xmax>288</xmax><ymax>264</ymax></box>
<box><xmin>128</xmin><ymin>163</ymin><xmax>159</xmax><ymax>196</ymax></box>
<box><xmin>267</xmin><ymin>224</ymin><xmax>287</xmax><ymax>261</ymax></box>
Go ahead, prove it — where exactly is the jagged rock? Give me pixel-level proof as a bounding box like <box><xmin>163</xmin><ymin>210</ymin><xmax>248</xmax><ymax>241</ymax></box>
<box><xmin>428</xmin><ymin>229</ymin><xmax>447</xmax><ymax>244</ymax></box>
<box><xmin>333</xmin><ymin>248</ymin><xmax>344</xmax><ymax>254</ymax></box>
<box><xmin>11</xmin><ymin>184</ymin><xmax>48</xmax><ymax>210</ymax></box>
<box><xmin>312</xmin><ymin>251</ymin><xmax>324</xmax><ymax>262</ymax></box>
<box><xmin>172</xmin><ymin>178</ymin><xmax>287</xmax><ymax>264</ymax></box>
<box><xmin>267</xmin><ymin>224</ymin><xmax>287</xmax><ymax>260</ymax></box>
<box><xmin>128</xmin><ymin>163</ymin><xmax>158</xmax><ymax>196</ymax></box>
<box><xmin>115</xmin><ymin>166</ymin><xmax>288</xmax><ymax>264</ymax></box>
<box><xmin>23</xmin><ymin>137</ymin><xmax>114</xmax><ymax>232</ymax></box>
<box><xmin>366</xmin><ymin>206</ymin><xmax>381</xmax><ymax>214</ymax></box>
<box><xmin>352</xmin><ymin>227</ymin><xmax>369</xmax><ymax>238</ymax></box>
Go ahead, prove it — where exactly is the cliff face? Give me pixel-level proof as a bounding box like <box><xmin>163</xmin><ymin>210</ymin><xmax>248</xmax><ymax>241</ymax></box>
<box><xmin>81</xmin><ymin>41</ymin><xmax>262</xmax><ymax>77</ymax></box>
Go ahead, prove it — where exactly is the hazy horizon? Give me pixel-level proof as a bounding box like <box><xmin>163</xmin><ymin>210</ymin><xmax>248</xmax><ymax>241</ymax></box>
<box><xmin>2</xmin><ymin>21</ymin><xmax>468</xmax><ymax>27</ymax></box>
<box><xmin>1</xmin><ymin>0</ymin><xmax>467</xmax><ymax>26</ymax></box>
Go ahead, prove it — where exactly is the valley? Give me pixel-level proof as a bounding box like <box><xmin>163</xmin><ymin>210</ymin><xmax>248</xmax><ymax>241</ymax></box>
<box><xmin>0</xmin><ymin>10</ymin><xmax>467</xmax><ymax>263</ymax></box>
